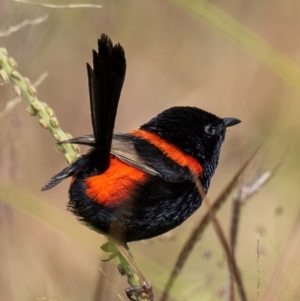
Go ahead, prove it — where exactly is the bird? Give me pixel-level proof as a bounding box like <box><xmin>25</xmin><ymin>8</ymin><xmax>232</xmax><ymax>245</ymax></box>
<box><xmin>42</xmin><ymin>34</ymin><xmax>240</xmax><ymax>244</ymax></box>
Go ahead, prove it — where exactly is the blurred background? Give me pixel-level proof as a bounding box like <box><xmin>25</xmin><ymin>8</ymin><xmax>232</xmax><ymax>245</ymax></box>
<box><xmin>1</xmin><ymin>0</ymin><xmax>300</xmax><ymax>300</ymax></box>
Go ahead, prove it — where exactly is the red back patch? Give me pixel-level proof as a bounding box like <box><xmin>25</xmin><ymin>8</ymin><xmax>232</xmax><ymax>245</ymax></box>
<box><xmin>85</xmin><ymin>156</ymin><xmax>147</xmax><ymax>206</ymax></box>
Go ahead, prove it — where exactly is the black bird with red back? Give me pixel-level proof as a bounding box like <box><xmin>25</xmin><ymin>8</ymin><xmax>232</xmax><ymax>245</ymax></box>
<box><xmin>42</xmin><ymin>34</ymin><xmax>240</xmax><ymax>243</ymax></box>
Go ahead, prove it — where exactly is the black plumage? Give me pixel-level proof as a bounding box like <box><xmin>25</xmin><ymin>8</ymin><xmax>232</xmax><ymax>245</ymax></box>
<box><xmin>42</xmin><ymin>34</ymin><xmax>240</xmax><ymax>243</ymax></box>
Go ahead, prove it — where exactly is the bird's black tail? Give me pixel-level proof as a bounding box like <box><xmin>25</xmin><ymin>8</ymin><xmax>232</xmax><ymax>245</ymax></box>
<box><xmin>88</xmin><ymin>34</ymin><xmax>126</xmax><ymax>172</ymax></box>
<box><xmin>42</xmin><ymin>34</ymin><xmax>126</xmax><ymax>191</ymax></box>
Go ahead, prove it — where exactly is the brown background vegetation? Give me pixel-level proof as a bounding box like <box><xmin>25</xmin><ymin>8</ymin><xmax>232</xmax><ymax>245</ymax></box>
<box><xmin>1</xmin><ymin>1</ymin><xmax>300</xmax><ymax>300</ymax></box>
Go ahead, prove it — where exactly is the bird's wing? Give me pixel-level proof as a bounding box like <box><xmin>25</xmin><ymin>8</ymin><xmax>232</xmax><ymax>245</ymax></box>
<box><xmin>42</xmin><ymin>131</ymin><xmax>194</xmax><ymax>191</ymax></box>
<box><xmin>111</xmin><ymin>133</ymin><xmax>162</xmax><ymax>177</ymax></box>
<box><xmin>64</xmin><ymin>133</ymin><xmax>193</xmax><ymax>182</ymax></box>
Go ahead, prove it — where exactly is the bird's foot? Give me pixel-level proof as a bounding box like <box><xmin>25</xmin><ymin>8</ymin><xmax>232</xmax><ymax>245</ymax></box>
<box><xmin>125</xmin><ymin>281</ymin><xmax>154</xmax><ymax>301</ymax></box>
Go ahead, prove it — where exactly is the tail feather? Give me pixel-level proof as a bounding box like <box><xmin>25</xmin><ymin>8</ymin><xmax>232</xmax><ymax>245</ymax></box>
<box><xmin>42</xmin><ymin>34</ymin><xmax>126</xmax><ymax>191</ymax></box>
<box><xmin>88</xmin><ymin>34</ymin><xmax>126</xmax><ymax>172</ymax></box>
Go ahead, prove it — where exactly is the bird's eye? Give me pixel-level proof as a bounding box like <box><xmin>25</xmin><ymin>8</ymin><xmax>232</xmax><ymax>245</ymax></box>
<box><xmin>204</xmin><ymin>124</ymin><xmax>223</xmax><ymax>136</ymax></box>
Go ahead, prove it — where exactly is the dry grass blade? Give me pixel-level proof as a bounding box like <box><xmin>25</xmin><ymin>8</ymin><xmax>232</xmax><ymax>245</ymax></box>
<box><xmin>14</xmin><ymin>0</ymin><xmax>102</xmax><ymax>8</ymax></box>
<box><xmin>0</xmin><ymin>15</ymin><xmax>48</xmax><ymax>37</ymax></box>
<box><xmin>228</xmin><ymin>168</ymin><xmax>278</xmax><ymax>300</ymax></box>
<box><xmin>261</xmin><ymin>208</ymin><xmax>300</xmax><ymax>300</ymax></box>
<box><xmin>99</xmin><ymin>268</ymin><xmax>126</xmax><ymax>301</ymax></box>
<box><xmin>159</xmin><ymin>151</ymin><xmax>258</xmax><ymax>301</ymax></box>
<box><xmin>168</xmin><ymin>0</ymin><xmax>300</xmax><ymax>90</ymax></box>
<box><xmin>256</xmin><ymin>234</ymin><xmax>261</xmax><ymax>301</ymax></box>
<box><xmin>0</xmin><ymin>183</ymin><xmax>174</xmax><ymax>297</ymax></box>
<box><xmin>0</xmin><ymin>47</ymin><xmax>79</xmax><ymax>163</ymax></box>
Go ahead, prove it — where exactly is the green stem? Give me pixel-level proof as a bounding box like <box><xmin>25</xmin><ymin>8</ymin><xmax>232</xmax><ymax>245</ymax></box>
<box><xmin>0</xmin><ymin>47</ymin><xmax>79</xmax><ymax>164</ymax></box>
<box><xmin>0</xmin><ymin>46</ymin><xmax>152</xmax><ymax>300</ymax></box>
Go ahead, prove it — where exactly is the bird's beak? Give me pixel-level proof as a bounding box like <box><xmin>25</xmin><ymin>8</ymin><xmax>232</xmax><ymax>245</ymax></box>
<box><xmin>223</xmin><ymin>117</ymin><xmax>241</xmax><ymax>128</ymax></box>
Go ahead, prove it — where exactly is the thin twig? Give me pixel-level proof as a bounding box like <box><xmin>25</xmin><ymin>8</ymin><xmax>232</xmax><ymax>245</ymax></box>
<box><xmin>0</xmin><ymin>97</ymin><xmax>21</xmax><ymax>119</ymax></box>
<box><xmin>14</xmin><ymin>0</ymin><xmax>102</xmax><ymax>9</ymax></box>
<box><xmin>193</xmin><ymin>176</ymin><xmax>248</xmax><ymax>301</ymax></box>
<box><xmin>230</xmin><ymin>170</ymin><xmax>274</xmax><ymax>253</ymax></box>
<box><xmin>0</xmin><ymin>15</ymin><xmax>48</xmax><ymax>37</ymax></box>
<box><xmin>159</xmin><ymin>151</ymin><xmax>258</xmax><ymax>301</ymax></box>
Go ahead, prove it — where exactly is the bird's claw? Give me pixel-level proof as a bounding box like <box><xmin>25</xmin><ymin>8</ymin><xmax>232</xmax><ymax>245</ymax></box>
<box><xmin>125</xmin><ymin>281</ymin><xmax>154</xmax><ymax>301</ymax></box>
